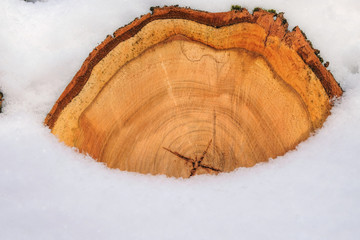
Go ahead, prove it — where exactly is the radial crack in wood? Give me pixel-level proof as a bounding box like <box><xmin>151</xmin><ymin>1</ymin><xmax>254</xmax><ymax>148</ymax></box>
<box><xmin>45</xmin><ymin>6</ymin><xmax>342</xmax><ymax>178</ymax></box>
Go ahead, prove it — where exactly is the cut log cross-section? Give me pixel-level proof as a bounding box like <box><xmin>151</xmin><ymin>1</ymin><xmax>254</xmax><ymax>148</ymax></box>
<box><xmin>45</xmin><ymin>7</ymin><xmax>342</xmax><ymax>178</ymax></box>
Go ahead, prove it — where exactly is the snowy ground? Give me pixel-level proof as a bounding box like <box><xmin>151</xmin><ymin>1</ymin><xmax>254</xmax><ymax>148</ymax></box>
<box><xmin>0</xmin><ymin>0</ymin><xmax>359</xmax><ymax>239</ymax></box>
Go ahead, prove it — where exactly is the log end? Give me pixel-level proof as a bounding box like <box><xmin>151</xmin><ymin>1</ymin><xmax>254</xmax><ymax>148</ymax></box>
<box><xmin>45</xmin><ymin>6</ymin><xmax>342</xmax><ymax>178</ymax></box>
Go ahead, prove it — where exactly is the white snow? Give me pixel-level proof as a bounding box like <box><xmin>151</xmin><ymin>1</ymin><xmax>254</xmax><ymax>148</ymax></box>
<box><xmin>0</xmin><ymin>0</ymin><xmax>359</xmax><ymax>239</ymax></box>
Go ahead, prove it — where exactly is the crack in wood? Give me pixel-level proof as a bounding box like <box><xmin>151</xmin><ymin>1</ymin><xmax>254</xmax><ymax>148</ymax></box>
<box><xmin>264</xmin><ymin>31</ymin><xmax>271</xmax><ymax>47</ymax></box>
<box><xmin>162</xmin><ymin>147</ymin><xmax>193</xmax><ymax>162</ymax></box>
<box><xmin>163</xmin><ymin>139</ymin><xmax>220</xmax><ymax>178</ymax></box>
<box><xmin>199</xmin><ymin>139</ymin><xmax>212</xmax><ymax>162</ymax></box>
<box><xmin>198</xmin><ymin>164</ymin><xmax>220</xmax><ymax>172</ymax></box>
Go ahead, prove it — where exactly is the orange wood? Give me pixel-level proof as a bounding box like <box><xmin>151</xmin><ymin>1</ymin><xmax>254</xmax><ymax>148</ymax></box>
<box><xmin>45</xmin><ymin>7</ymin><xmax>342</xmax><ymax>178</ymax></box>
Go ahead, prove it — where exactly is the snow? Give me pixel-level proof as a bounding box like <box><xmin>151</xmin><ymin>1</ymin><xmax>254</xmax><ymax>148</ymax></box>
<box><xmin>0</xmin><ymin>0</ymin><xmax>359</xmax><ymax>239</ymax></box>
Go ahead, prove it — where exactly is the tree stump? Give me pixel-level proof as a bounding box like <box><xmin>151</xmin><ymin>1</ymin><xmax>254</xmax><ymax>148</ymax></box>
<box><xmin>45</xmin><ymin>7</ymin><xmax>342</xmax><ymax>178</ymax></box>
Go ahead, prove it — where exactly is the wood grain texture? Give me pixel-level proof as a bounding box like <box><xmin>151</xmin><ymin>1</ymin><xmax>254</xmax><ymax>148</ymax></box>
<box><xmin>45</xmin><ymin>7</ymin><xmax>342</xmax><ymax>178</ymax></box>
